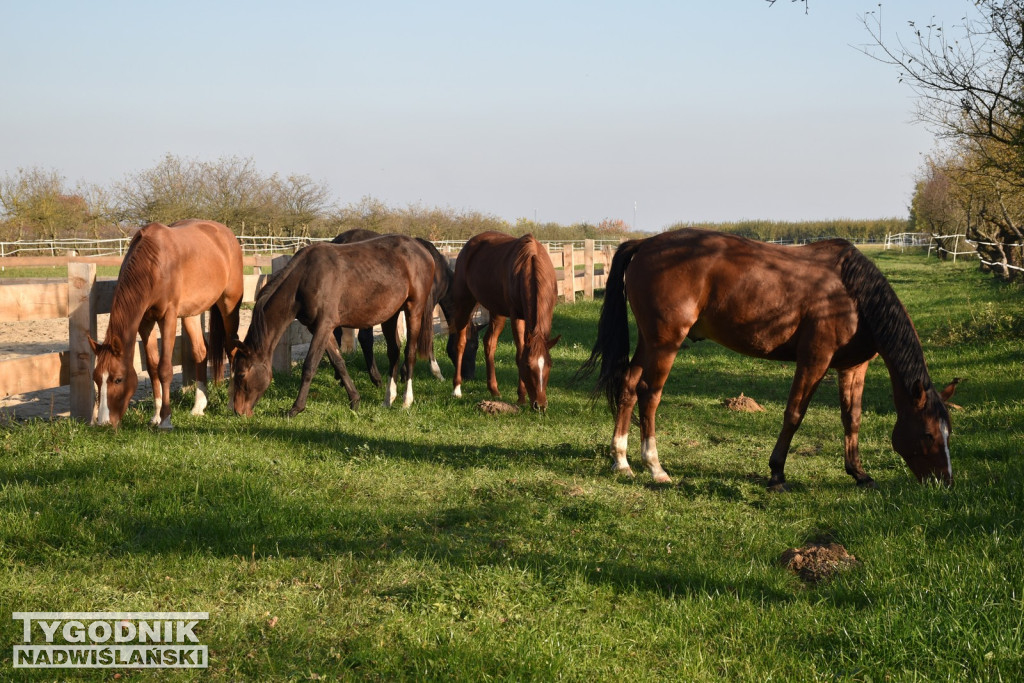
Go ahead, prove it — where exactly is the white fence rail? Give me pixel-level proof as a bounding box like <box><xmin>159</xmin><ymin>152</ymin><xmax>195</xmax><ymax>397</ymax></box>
<box><xmin>887</xmin><ymin>231</ymin><xmax>1024</xmax><ymax>274</ymax></box>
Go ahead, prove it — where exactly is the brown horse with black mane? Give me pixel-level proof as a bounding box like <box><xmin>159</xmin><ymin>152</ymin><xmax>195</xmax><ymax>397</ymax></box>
<box><xmin>330</xmin><ymin>228</ymin><xmax>472</xmax><ymax>384</ymax></box>
<box><xmin>230</xmin><ymin>235</ymin><xmax>436</xmax><ymax>416</ymax></box>
<box><xmin>87</xmin><ymin>219</ymin><xmax>243</xmax><ymax>429</ymax></box>
<box><xmin>579</xmin><ymin>228</ymin><xmax>957</xmax><ymax>489</ymax></box>
<box><xmin>448</xmin><ymin>231</ymin><xmax>560</xmax><ymax>411</ymax></box>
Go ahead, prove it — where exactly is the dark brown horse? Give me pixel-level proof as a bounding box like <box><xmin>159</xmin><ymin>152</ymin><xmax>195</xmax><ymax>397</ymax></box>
<box><xmin>230</xmin><ymin>236</ymin><xmax>436</xmax><ymax>416</ymax></box>
<box><xmin>330</xmin><ymin>229</ymin><xmax>475</xmax><ymax>383</ymax></box>
<box><xmin>448</xmin><ymin>231</ymin><xmax>560</xmax><ymax>410</ymax></box>
<box><xmin>87</xmin><ymin>219</ymin><xmax>243</xmax><ymax>429</ymax></box>
<box><xmin>579</xmin><ymin>228</ymin><xmax>956</xmax><ymax>489</ymax></box>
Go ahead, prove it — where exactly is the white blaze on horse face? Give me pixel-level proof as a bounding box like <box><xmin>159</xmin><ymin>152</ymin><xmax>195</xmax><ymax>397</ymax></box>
<box><xmin>402</xmin><ymin>378</ymin><xmax>414</xmax><ymax>409</ymax></box>
<box><xmin>96</xmin><ymin>371</ymin><xmax>111</xmax><ymax>425</ymax></box>
<box><xmin>536</xmin><ymin>356</ymin><xmax>545</xmax><ymax>394</ymax></box>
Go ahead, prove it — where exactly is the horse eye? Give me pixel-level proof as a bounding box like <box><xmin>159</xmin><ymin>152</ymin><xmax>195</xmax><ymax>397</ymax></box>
<box><xmin>113</xmin><ymin>378</ymin><xmax>123</xmax><ymax>385</ymax></box>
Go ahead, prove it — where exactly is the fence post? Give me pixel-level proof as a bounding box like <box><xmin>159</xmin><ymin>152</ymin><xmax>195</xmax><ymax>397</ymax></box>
<box><xmin>271</xmin><ymin>255</ymin><xmax>292</xmax><ymax>374</ymax></box>
<box><xmin>562</xmin><ymin>243</ymin><xmax>576</xmax><ymax>303</ymax></box>
<box><xmin>583</xmin><ymin>239</ymin><xmax>595</xmax><ymax>301</ymax></box>
<box><xmin>68</xmin><ymin>261</ymin><xmax>97</xmax><ymax>422</ymax></box>
<box><xmin>952</xmin><ymin>234</ymin><xmax>960</xmax><ymax>263</ymax></box>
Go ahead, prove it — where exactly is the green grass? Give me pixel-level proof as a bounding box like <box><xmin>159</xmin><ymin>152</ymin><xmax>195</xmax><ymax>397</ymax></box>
<box><xmin>1</xmin><ymin>252</ymin><xmax>1021</xmax><ymax>680</ymax></box>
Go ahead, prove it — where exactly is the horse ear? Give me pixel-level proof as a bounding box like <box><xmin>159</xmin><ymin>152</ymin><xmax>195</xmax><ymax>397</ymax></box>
<box><xmin>939</xmin><ymin>377</ymin><xmax>962</xmax><ymax>403</ymax></box>
<box><xmin>87</xmin><ymin>334</ymin><xmax>100</xmax><ymax>355</ymax></box>
<box><xmin>109</xmin><ymin>336</ymin><xmax>123</xmax><ymax>357</ymax></box>
<box><xmin>910</xmin><ymin>379</ymin><xmax>928</xmax><ymax>411</ymax></box>
<box><xmin>230</xmin><ymin>341</ymin><xmax>248</xmax><ymax>361</ymax></box>
<box><xmin>546</xmin><ymin>334</ymin><xmax>561</xmax><ymax>349</ymax></box>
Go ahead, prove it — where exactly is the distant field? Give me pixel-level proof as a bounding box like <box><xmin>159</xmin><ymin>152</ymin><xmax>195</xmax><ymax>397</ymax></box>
<box><xmin>0</xmin><ymin>252</ymin><xmax>1020</xmax><ymax>680</ymax></box>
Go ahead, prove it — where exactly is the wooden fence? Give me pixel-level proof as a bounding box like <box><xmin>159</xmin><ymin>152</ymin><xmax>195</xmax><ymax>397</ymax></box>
<box><xmin>0</xmin><ymin>240</ymin><xmax>616</xmax><ymax>421</ymax></box>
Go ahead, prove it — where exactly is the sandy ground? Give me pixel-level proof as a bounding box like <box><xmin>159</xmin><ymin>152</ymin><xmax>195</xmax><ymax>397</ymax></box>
<box><xmin>0</xmin><ymin>309</ymin><xmax>276</xmax><ymax>421</ymax></box>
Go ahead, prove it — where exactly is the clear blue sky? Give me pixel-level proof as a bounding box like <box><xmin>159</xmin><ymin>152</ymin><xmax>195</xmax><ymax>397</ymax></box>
<box><xmin>1</xmin><ymin>1</ymin><xmax>974</xmax><ymax>231</ymax></box>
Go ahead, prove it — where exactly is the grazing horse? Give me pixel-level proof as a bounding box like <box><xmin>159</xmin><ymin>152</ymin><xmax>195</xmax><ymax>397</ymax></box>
<box><xmin>330</xmin><ymin>229</ymin><xmax>475</xmax><ymax>383</ymax></box>
<box><xmin>579</xmin><ymin>228</ymin><xmax>956</xmax><ymax>489</ymax></box>
<box><xmin>230</xmin><ymin>236</ymin><xmax>436</xmax><ymax>416</ymax></box>
<box><xmin>448</xmin><ymin>231</ymin><xmax>560</xmax><ymax>410</ymax></box>
<box><xmin>87</xmin><ymin>219</ymin><xmax>243</xmax><ymax>429</ymax></box>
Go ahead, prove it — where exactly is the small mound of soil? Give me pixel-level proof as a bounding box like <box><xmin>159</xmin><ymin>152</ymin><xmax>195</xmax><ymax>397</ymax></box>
<box><xmin>722</xmin><ymin>393</ymin><xmax>764</xmax><ymax>412</ymax></box>
<box><xmin>780</xmin><ymin>542</ymin><xmax>860</xmax><ymax>584</ymax></box>
<box><xmin>477</xmin><ymin>400</ymin><xmax>520</xmax><ymax>415</ymax></box>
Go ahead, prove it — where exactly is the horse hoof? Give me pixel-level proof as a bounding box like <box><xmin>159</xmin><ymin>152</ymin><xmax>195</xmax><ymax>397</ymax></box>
<box><xmin>651</xmin><ymin>472</ymin><xmax>672</xmax><ymax>485</ymax></box>
<box><xmin>613</xmin><ymin>466</ymin><xmax>636</xmax><ymax>479</ymax></box>
<box><xmin>767</xmin><ymin>482</ymin><xmax>789</xmax><ymax>493</ymax></box>
<box><xmin>856</xmin><ymin>477</ymin><xmax>877</xmax><ymax>489</ymax></box>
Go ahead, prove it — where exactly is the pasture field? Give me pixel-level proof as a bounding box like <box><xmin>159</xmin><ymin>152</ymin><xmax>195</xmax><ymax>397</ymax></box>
<box><xmin>0</xmin><ymin>252</ymin><xmax>1021</xmax><ymax>680</ymax></box>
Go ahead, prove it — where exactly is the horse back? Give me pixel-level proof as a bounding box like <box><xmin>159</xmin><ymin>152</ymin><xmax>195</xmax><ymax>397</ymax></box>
<box><xmin>627</xmin><ymin>229</ymin><xmax>866</xmax><ymax>364</ymax></box>
<box><xmin>132</xmin><ymin>220</ymin><xmax>243</xmax><ymax>315</ymax></box>
<box><xmin>455</xmin><ymin>232</ymin><xmax>555</xmax><ymax>321</ymax></box>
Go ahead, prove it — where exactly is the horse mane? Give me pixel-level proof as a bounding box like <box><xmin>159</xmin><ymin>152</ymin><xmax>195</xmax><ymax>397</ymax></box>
<box><xmin>107</xmin><ymin>230</ymin><xmax>159</xmax><ymax>340</ymax></box>
<box><xmin>248</xmin><ymin>248</ymin><xmax>307</xmax><ymax>352</ymax></box>
<box><xmin>513</xmin><ymin>235</ymin><xmax>555</xmax><ymax>343</ymax></box>
<box><xmin>838</xmin><ymin>245</ymin><xmax>933</xmax><ymax>397</ymax></box>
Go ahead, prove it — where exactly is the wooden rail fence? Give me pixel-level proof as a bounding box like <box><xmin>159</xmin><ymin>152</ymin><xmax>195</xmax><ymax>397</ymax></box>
<box><xmin>0</xmin><ymin>240</ymin><xmax>616</xmax><ymax>420</ymax></box>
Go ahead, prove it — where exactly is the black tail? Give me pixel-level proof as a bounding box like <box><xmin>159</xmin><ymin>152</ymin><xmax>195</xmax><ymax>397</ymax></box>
<box><xmin>208</xmin><ymin>305</ymin><xmax>228</xmax><ymax>384</ymax></box>
<box><xmin>575</xmin><ymin>239</ymin><xmax>644</xmax><ymax>413</ymax></box>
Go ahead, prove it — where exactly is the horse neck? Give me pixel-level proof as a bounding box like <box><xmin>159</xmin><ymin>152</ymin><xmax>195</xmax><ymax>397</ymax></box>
<box><xmin>104</xmin><ymin>269</ymin><xmax>156</xmax><ymax>364</ymax></box>
<box><xmin>248</xmin><ymin>275</ymin><xmax>303</xmax><ymax>360</ymax></box>
<box><xmin>873</xmin><ymin>316</ymin><xmax>934</xmax><ymax>416</ymax></box>
<box><xmin>516</xmin><ymin>251</ymin><xmax>553</xmax><ymax>346</ymax></box>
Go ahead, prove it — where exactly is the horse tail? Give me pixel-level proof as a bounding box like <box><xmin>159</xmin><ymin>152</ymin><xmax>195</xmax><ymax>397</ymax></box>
<box><xmin>575</xmin><ymin>238</ymin><xmax>644</xmax><ymax>413</ymax></box>
<box><xmin>416</xmin><ymin>296</ymin><xmax>435</xmax><ymax>361</ymax></box>
<box><xmin>207</xmin><ymin>305</ymin><xmax>227</xmax><ymax>385</ymax></box>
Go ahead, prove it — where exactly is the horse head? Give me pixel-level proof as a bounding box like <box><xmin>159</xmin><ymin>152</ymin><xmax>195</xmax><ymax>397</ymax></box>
<box><xmin>229</xmin><ymin>342</ymin><xmax>272</xmax><ymax>417</ymax></box>
<box><xmin>891</xmin><ymin>379</ymin><xmax>958</xmax><ymax>485</ymax></box>
<box><xmin>519</xmin><ymin>334</ymin><xmax>560</xmax><ymax>412</ymax></box>
<box><xmin>87</xmin><ymin>335</ymin><xmax>138</xmax><ymax>428</ymax></box>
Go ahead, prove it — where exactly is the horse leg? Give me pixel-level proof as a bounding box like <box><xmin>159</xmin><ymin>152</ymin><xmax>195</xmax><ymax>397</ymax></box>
<box><xmin>449</xmin><ymin>309</ymin><xmax>475</xmax><ymax>398</ymax></box>
<box><xmin>400</xmin><ymin>304</ymin><xmax>422</xmax><ymax>408</ymax></box>
<box><xmin>767</xmin><ymin>359</ymin><xmax>830</xmax><ymax>491</ymax></box>
<box><xmin>324</xmin><ymin>344</ymin><xmax>360</xmax><ymax>410</ymax></box>
<box><xmin>181</xmin><ymin>315</ymin><xmax>209</xmax><ymax>417</ymax></box>
<box><xmin>358</xmin><ymin>327</ymin><xmax>382</xmax><ymax>387</ymax></box>
<box><xmin>484</xmin><ymin>314</ymin><xmax>507</xmax><ymax>398</ymax></box>
<box><xmin>381</xmin><ymin>316</ymin><xmax>401</xmax><ymax>407</ymax></box>
<box><xmin>838</xmin><ymin>362</ymin><xmax>875</xmax><ymax>488</ymax></box>
<box><xmin>611</xmin><ymin>358</ymin><xmax>644</xmax><ymax>477</ymax></box>
<box><xmin>511</xmin><ymin>318</ymin><xmax>527</xmax><ymax>405</ymax></box>
<box><xmin>139</xmin><ymin>319</ymin><xmax>162</xmax><ymax>426</ymax></box>
<box><xmin>288</xmin><ymin>324</ymin><xmax>334</xmax><ymax>417</ymax></box>
<box><xmin>635</xmin><ymin>342</ymin><xmax>676</xmax><ymax>484</ymax></box>
<box><xmin>156</xmin><ymin>314</ymin><xmax>178</xmax><ymax>429</ymax></box>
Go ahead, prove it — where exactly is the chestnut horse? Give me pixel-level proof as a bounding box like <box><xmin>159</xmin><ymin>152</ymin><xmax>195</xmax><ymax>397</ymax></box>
<box><xmin>448</xmin><ymin>231</ymin><xmax>560</xmax><ymax>410</ymax></box>
<box><xmin>330</xmin><ymin>229</ymin><xmax>474</xmax><ymax>383</ymax></box>
<box><xmin>230</xmin><ymin>236</ymin><xmax>435</xmax><ymax>416</ymax></box>
<box><xmin>87</xmin><ymin>219</ymin><xmax>243</xmax><ymax>429</ymax></box>
<box><xmin>579</xmin><ymin>228</ymin><xmax>956</xmax><ymax>489</ymax></box>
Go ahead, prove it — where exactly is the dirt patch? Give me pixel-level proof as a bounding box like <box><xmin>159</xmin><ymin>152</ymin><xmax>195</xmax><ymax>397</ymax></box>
<box><xmin>780</xmin><ymin>541</ymin><xmax>860</xmax><ymax>584</ymax></box>
<box><xmin>476</xmin><ymin>399</ymin><xmax>520</xmax><ymax>415</ymax></box>
<box><xmin>722</xmin><ymin>393</ymin><xmax>764</xmax><ymax>412</ymax></box>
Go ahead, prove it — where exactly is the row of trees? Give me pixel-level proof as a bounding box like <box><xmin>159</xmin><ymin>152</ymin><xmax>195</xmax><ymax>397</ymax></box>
<box><xmin>0</xmin><ymin>155</ymin><xmax>643</xmax><ymax>244</ymax></box>
<box><xmin>867</xmin><ymin>0</ymin><xmax>1024</xmax><ymax>281</ymax></box>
